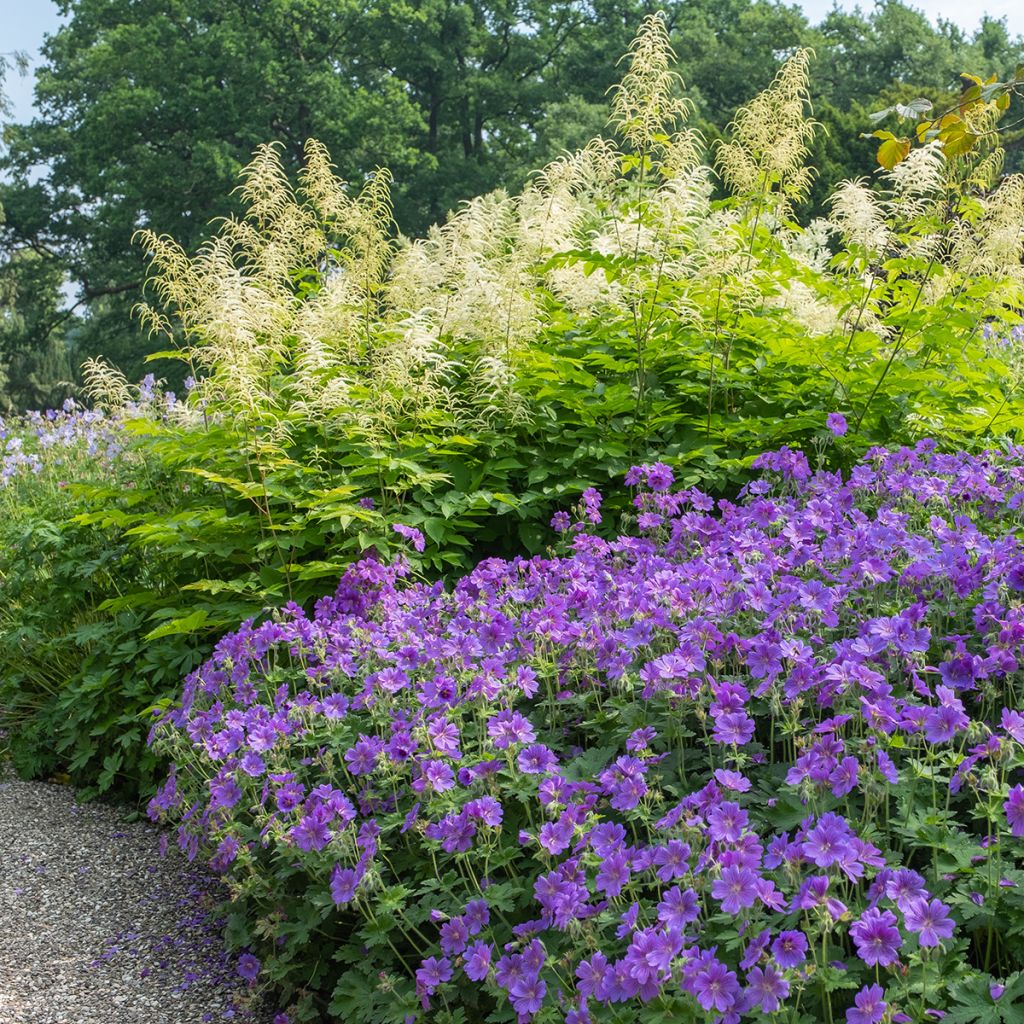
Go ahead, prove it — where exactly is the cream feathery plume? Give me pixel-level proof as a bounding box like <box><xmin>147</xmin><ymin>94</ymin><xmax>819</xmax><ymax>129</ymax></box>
<box><xmin>829</xmin><ymin>179</ymin><xmax>889</xmax><ymax>257</ymax></box>
<box><xmin>716</xmin><ymin>49</ymin><xmax>817</xmax><ymax>217</ymax></box>
<box><xmin>611</xmin><ymin>14</ymin><xmax>691</xmax><ymax>152</ymax></box>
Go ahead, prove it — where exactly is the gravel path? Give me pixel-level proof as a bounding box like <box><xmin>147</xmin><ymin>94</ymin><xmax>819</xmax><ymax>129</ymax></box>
<box><xmin>0</xmin><ymin>765</ymin><xmax>273</xmax><ymax>1024</ymax></box>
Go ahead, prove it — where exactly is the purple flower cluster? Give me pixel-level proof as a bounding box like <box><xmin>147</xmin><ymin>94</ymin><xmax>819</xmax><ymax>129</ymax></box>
<box><xmin>0</xmin><ymin>400</ymin><xmax>124</xmax><ymax>486</ymax></box>
<box><xmin>150</xmin><ymin>440</ymin><xmax>1024</xmax><ymax>1022</ymax></box>
<box><xmin>0</xmin><ymin>390</ymin><xmax>188</xmax><ymax>488</ymax></box>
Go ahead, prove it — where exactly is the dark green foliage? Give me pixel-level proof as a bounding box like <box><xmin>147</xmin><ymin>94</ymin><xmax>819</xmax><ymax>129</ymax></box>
<box><xmin>0</xmin><ymin>442</ymin><xmax>204</xmax><ymax>799</ymax></box>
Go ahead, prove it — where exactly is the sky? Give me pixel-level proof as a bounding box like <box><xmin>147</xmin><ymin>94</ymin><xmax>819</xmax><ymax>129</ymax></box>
<box><xmin>1</xmin><ymin>1</ymin><xmax>65</xmax><ymax>124</ymax></box>
<box><xmin>802</xmin><ymin>0</ymin><xmax>1024</xmax><ymax>33</ymax></box>
<box><xmin>1</xmin><ymin>0</ymin><xmax>1023</xmax><ymax>127</ymax></box>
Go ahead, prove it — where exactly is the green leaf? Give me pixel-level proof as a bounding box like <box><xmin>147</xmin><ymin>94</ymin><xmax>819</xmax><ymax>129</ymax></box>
<box><xmin>144</xmin><ymin>609</ymin><xmax>210</xmax><ymax>641</ymax></box>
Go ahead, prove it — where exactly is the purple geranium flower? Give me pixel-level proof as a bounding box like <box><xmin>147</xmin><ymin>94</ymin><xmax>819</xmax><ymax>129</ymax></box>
<box><xmin>903</xmin><ymin>898</ymin><xmax>954</xmax><ymax>947</ymax></box>
<box><xmin>692</xmin><ymin>958</ymin><xmax>740</xmax><ymax>1013</ymax></box>
<box><xmin>827</xmin><ymin>412</ymin><xmax>848</xmax><ymax>437</ymax></box>
<box><xmin>771</xmin><ymin>930</ymin><xmax>808</xmax><ymax>969</ymax></box>
<box><xmin>330</xmin><ymin>864</ymin><xmax>360</xmax><ymax>905</ymax></box>
<box><xmin>237</xmin><ymin>953</ymin><xmax>260</xmax><ymax>983</ymax></box>
<box><xmin>421</xmin><ymin>759</ymin><xmax>456</xmax><ymax>793</ymax></box>
<box><xmin>517</xmin><ymin>743</ymin><xmax>558</xmax><ymax>775</ymax></box>
<box><xmin>464</xmin><ymin>941</ymin><xmax>492</xmax><ymax>982</ymax></box>
<box><xmin>847</xmin><ymin>983</ymin><xmax>886</xmax><ymax>1024</ymax></box>
<box><xmin>392</xmin><ymin>523</ymin><xmax>426</xmax><ymax>552</ymax></box>
<box><xmin>1006</xmin><ymin>785</ymin><xmax>1024</xmax><ymax>837</ymax></box>
<box><xmin>746</xmin><ymin>964</ymin><xmax>790</xmax><ymax>1013</ymax></box>
<box><xmin>707</xmin><ymin>801</ymin><xmax>748</xmax><ymax>843</ymax></box>
<box><xmin>416</xmin><ymin>956</ymin><xmax>452</xmax><ymax>998</ymax></box>
<box><xmin>850</xmin><ymin>908</ymin><xmax>902</xmax><ymax>967</ymax></box>
<box><xmin>713</xmin><ymin>711</ymin><xmax>755</xmax><ymax>746</ymax></box>
<box><xmin>711</xmin><ymin>865</ymin><xmax>759</xmax><ymax>914</ymax></box>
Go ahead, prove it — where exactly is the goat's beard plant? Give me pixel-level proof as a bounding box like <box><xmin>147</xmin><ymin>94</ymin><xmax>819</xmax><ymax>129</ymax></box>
<box><xmin>131</xmin><ymin>16</ymin><xmax>1024</xmax><ymax>533</ymax></box>
<box><xmin>151</xmin><ymin>438</ymin><xmax>1024</xmax><ymax>1023</ymax></box>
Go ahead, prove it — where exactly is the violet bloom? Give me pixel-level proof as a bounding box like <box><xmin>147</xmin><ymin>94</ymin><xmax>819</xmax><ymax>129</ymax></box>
<box><xmin>692</xmin><ymin>958</ymin><xmax>740</xmax><ymax>1013</ymax></box>
<box><xmin>433</xmin><ymin>812</ymin><xmax>476</xmax><ymax>853</ymax></box>
<box><xmin>626</xmin><ymin>726</ymin><xmax>657</xmax><ymax>752</ymax></box>
<box><xmin>590</xmin><ymin>822</ymin><xmax>627</xmax><ymax>857</ymax></box>
<box><xmin>392</xmin><ymin>523</ymin><xmax>426</xmax><ymax>552</ymax></box>
<box><xmin>607</xmin><ymin>775</ymin><xmax>648</xmax><ymax>811</ymax></box>
<box><xmin>237</xmin><ymin>953</ymin><xmax>260</xmax><ymax>983</ymax></box>
<box><xmin>653</xmin><ymin>839</ymin><xmax>691</xmax><ymax>881</ymax></box>
<box><xmin>465</xmin><ymin>796</ymin><xmax>503</xmax><ymax>827</ymax></box>
<box><xmin>275</xmin><ymin>782</ymin><xmax>305</xmax><ymax>813</ymax></box>
<box><xmin>1005</xmin><ymin>785</ymin><xmax>1024</xmax><ymax>837</ymax></box>
<box><xmin>740</xmin><ymin>930</ymin><xmax>771</xmax><ymax>970</ymax></box>
<box><xmin>550</xmin><ymin>511</ymin><xmax>571</xmax><ymax>533</ymax></box>
<box><xmin>464</xmin><ymin>941</ymin><xmax>492</xmax><ymax>982</ymax></box>
<box><xmin>847</xmin><ymin>983</ymin><xmax>886</xmax><ymax>1024</ymax></box>
<box><xmin>624</xmin><ymin>928</ymin><xmax>677</xmax><ymax>985</ymax></box>
<box><xmin>581</xmin><ymin>487</ymin><xmax>603</xmax><ymax>525</ymax></box>
<box><xmin>330</xmin><ymin>864</ymin><xmax>360</xmax><ymax>905</ymax></box>
<box><xmin>707</xmin><ymin>801</ymin><xmax>748</xmax><ymax>843</ymax></box>
<box><xmin>876</xmin><ymin>749</ymin><xmax>899</xmax><ymax>785</ymax></box>
<box><xmin>416</xmin><ymin>955</ymin><xmax>452</xmax><ymax>994</ymax></box>
<box><xmin>827</xmin><ymin>412</ymin><xmax>848</xmax><ymax>437</ymax></box>
<box><xmin>538</xmin><ymin>818</ymin><xmax>574</xmax><ymax>856</ymax></box>
<box><xmin>657</xmin><ymin>886</ymin><xmax>700</xmax><ymax>929</ymax></box>
<box><xmin>421</xmin><ymin>759</ymin><xmax>456</xmax><ymax>793</ymax></box>
<box><xmin>576</xmin><ymin>952</ymin><xmax>611</xmax><ymax>998</ymax></box>
<box><xmin>850</xmin><ymin>908</ymin><xmax>902</xmax><ymax>967</ymax></box>
<box><xmin>290</xmin><ymin>808</ymin><xmax>332</xmax><ymax>852</ymax></box>
<box><xmin>595</xmin><ymin>851</ymin><xmax>631</xmax><ymax>897</ymax></box>
<box><xmin>771</xmin><ymin>930</ymin><xmax>808</xmax><ymax>969</ymax></box>
<box><xmin>464</xmin><ymin>899</ymin><xmax>489</xmax><ymax>934</ymax></box>
<box><xmin>344</xmin><ymin>735</ymin><xmax>383</xmax><ymax>776</ymax></box>
<box><xmin>714</xmin><ymin>768</ymin><xmax>752</xmax><ymax>792</ymax></box>
<box><xmin>903</xmin><ymin>898</ymin><xmax>954</xmax><ymax>947</ymax></box>
<box><xmin>517</xmin><ymin>743</ymin><xmax>558</xmax><ymax>775</ymax></box>
<box><xmin>209</xmin><ymin>777</ymin><xmax>242</xmax><ymax>810</ymax></box>
<box><xmin>617</xmin><ymin>902</ymin><xmax>640</xmax><ymax>938</ymax></box>
<box><xmin>794</xmin><ymin>874</ymin><xmax>847</xmax><ymax>922</ymax></box>
<box><xmin>923</xmin><ymin>688</ymin><xmax>969</xmax><ymax>743</ymax></box>
<box><xmin>510</xmin><ymin>974</ymin><xmax>547</xmax><ymax>1016</ymax></box>
<box><xmin>711</xmin><ymin>865</ymin><xmax>759</xmax><ymax>914</ymax></box>
<box><xmin>802</xmin><ymin>812</ymin><xmax>852</xmax><ymax>868</ymax></box>
<box><xmin>938</xmin><ymin>656</ymin><xmax>976</xmax><ymax>691</ymax></box>
<box><xmin>487</xmin><ymin>710</ymin><xmax>537</xmax><ymax>749</ymax></box>
<box><xmin>713</xmin><ymin>711</ymin><xmax>755</xmax><ymax>746</ymax></box>
<box><xmin>884</xmin><ymin>869</ymin><xmax>929</xmax><ymax>913</ymax></box>
<box><xmin>1001</xmin><ymin>708</ymin><xmax>1024</xmax><ymax>744</ymax></box>
<box><xmin>746</xmin><ymin>964</ymin><xmax>790</xmax><ymax>1013</ymax></box>
<box><xmin>439</xmin><ymin>917</ymin><xmax>470</xmax><ymax>955</ymax></box>
<box><xmin>644</xmin><ymin>462</ymin><xmax>675</xmax><ymax>492</ymax></box>
<box><xmin>830</xmin><ymin>756</ymin><xmax>859</xmax><ymax>797</ymax></box>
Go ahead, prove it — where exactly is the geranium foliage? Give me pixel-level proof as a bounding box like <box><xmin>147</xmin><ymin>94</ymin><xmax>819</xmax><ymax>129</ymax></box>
<box><xmin>151</xmin><ymin>437</ymin><xmax>1024</xmax><ymax>1022</ymax></box>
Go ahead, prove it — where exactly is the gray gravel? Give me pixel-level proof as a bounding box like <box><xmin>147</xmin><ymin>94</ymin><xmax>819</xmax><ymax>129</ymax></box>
<box><xmin>0</xmin><ymin>765</ymin><xmax>273</xmax><ymax>1024</ymax></box>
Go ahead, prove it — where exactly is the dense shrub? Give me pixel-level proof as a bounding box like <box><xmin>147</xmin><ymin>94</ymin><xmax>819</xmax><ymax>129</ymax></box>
<box><xmin>151</xmin><ymin>437</ymin><xmax>1024</xmax><ymax>1022</ymax></box>
<box><xmin>6</xmin><ymin>17</ymin><xmax>1024</xmax><ymax>803</ymax></box>
<box><xmin>127</xmin><ymin>16</ymin><xmax>1024</xmax><ymax>575</ymax></box>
